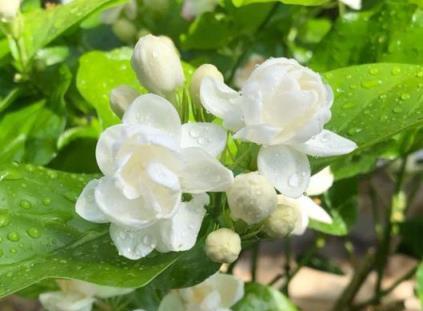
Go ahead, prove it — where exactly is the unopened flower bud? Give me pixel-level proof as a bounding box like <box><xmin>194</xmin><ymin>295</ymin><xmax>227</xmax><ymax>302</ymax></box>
<box><xmin>131</xmin><ymin>34</ymin><xmax>184</xmax><ymax>96</ymax></box>
<box><xmin>0</xmin><ymin>0</ymin><xmax>21</xmax><ymax>22</ymax></box>
<box><xmin>205</xmin><ymin>228</ymin><xmax>241</xmax><ymax>264</ymax></box>
<box><xmin>190</xmin><ymin>64</ymin><xmax>223</xmax><ymax>106</ymax></box>
<box><xmin>110</xmin><ymin>85</ymin><xmax>139</xmax><ymax>117</ymax></box>
<box><xmin>263</xmin><ymin>205</ymin><xmax>299</xmax><ymax>238</ymax></box>
<box><xmin>227</xmin><ymin>172</ymin><xmax>277</xmax><ymax>225</ymax></box>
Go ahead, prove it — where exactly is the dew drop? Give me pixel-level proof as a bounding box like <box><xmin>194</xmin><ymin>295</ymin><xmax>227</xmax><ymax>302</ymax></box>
<box><xmin>19</xmin><ymin>200</ymin><xmax>32</xmax><ymax>209</ymax></box>
<box><xmin>7</xmin><ymin>232</ymin><xmax>20</xmax><ymax>242</ymax></box>
<box><xmin>391</xmin><ymin>67</ymin><xmax>401</xmax><ymax>76</ymax></box>
<box><xmin>189</xmin><ymin>129</ymin><xmax>200</xmax><ymax>138</ymax></box>
<box><xmin>42</xmin><ymin>198</ymin><xmax>51</xmax><ymax>206</ymax></box>
<box><xmin>0</xmin><ymin>214</ymin><xmax>10</xmax><ymax>228</ymax></box>
<box><xmin>288</xmin><ymin>174</ymin><xmax>300</xmax><ymax>188</ymax></box>
<box><xmin>48</xmin><ymin>171</ymin><xmax>58</xmax><ymax>179</ymax></box>
<box><xmin>361</xmin><ymin>80</ymin><xmax>382</xmax><ymax>89</ymax></box>
<box><xmin>369</xmin><ymin>68</ymin><xmax>379</xmax><ymax>75</ymax></box>
<box><xmin>400</xmin><ymin>93</ymin><xmax>410</xmax><ymax>100</ymax></box>
<box><xmin>27</xmin><ymin>228</ymin><xmax>41</xmax><ymax>239</ymax></box>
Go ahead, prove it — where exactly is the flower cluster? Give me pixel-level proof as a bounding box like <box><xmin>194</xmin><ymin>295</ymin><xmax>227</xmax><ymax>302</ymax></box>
<box><xmin>76</xmin><ymin>34</ymin><xmax>357</xmax><ymax>264</ymax></box>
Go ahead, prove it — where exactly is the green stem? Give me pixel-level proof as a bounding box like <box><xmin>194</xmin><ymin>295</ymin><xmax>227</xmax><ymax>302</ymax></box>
<box><xmin>352</xmin><ymin>265</ymin><xmax>417</xmax><ymax>310</ymax></box>
<box><xmin>331</xmin><ymin>252</ymin><xmax>376</xmax><ymax>311</ymax></box>
<box><xmin>281</xmin><ymin>238</ymin><xmax>292</xmax><ymax>296</ymax></box>
<box><xmin>374</xmin><ymin>156</ymin><xmax>408</xmax><ymax>302</ymax></box>
<box><xmin>251</xmin><ymin>242</ymin><xmax>259</xmax><ymax>282</ymax></box>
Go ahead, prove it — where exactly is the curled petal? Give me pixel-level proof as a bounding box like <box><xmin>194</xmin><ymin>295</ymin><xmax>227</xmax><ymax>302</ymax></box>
<box><xmin>258</xmin><ymin>145</ymin><xmax>310</xmax><ymax>198</ymax></box>
<box><xmin>292</xmin><ymin>129</ymin><xmax>357</xmax><ymax>157</ymax></box>
<box><xmin>200</xmin><ymin>77</ymin><xmax>244</xmax><ymax>131</ymax></box>
<box><xmin>75</xmin><ymin>179</ymin><xmax>108</xmax><ymax>223</ymax></box>
<box><xmin>110</xmin><ymin>224</ymin><xmax>156</xmax><ymax>260</ymax></box>
<box><xmin>155</xmin><ymin>193</ymin><xmax>209</xmax><ymax>253</ymax></box>
<box><xmin>181</xmin><ymin>122</ymin><xmax>227</xmax><ymax>157</ymax></box>
<box><xmin>122</xmin><ymin>94</ymin><xmax>181</xmax><ymax>138</ymax></box>
<box><xmin>95</xmin><ymin>177</ymin><xmax>158</xmax><ymax>229</ymax></box>
<box><xmin>96</xmin><ymin>124</ymin><xmax>131</xmax><ymax>176</ymax></box>
<box><xmin>298</xmin><ymin>195</ymin><xmax>332</xmax><ymax>224</ymax></box>
<box><xmin>179</xmin><ymin>147</ymin><xmax>234</xmax><ymax>193</ymax></box>
<box><xmin>306</xmin><ymin>166</ymin><xmax>334</xmax><ymax>196</ymax></box>
<box><xmin>234</xmin><ymin>124</ymin><xmax>281</xmax><ymax>145</ymax></box>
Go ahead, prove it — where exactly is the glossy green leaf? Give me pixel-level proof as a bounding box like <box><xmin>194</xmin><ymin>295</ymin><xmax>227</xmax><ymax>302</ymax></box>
<box><xmin>309</xmin><ymin>178</ymin><xmax>357</xmax><ymax>236</ymax></box>
<box><xmin>233</xmin><ymin>283</ymin><xmax>298</xmax><ymax>311</ymax></box>
<box><xmin>232</xmin><ymin>0</ymin><xmax>327</xmax><ymax>6</ymax></box>
<box><xmin>0</xmin><ymin>163</ymin><xmax>222</xmax><ymax>298</ymax></box>
<box><xmin>21</xmin><ymin>0</ymin><xmax>122</xmax><ymax>60</ymax></box>
<box><xmin>310</xmin><ymin>63</ymin><xmax>423</xmax><ymax>173</ymax></box>
<box><xmin>310</xmin><ymin>1</ymin><xmax>423</xmax><ymax>71</ymax></box>
<box><xmin>77</xmin><ymin>48</ymin><xmax>146</xmax><ymax>129</ymax></box>
<box><xmin>0</xmin><ymin>65</ymin><xmax>70</xmax><ymax>165</ymax></box>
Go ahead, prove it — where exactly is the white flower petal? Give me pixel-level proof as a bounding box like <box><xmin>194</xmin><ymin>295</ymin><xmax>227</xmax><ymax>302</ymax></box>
<box><xmin>181</xmin><ymin>122</ymin><xmax>227</xmax><ymax>157</ymax></box>
<box><xmin>109</xmin><ymin>223</ymin><xmax>157</xmax><ymax>260</ymax></box>
<box><xmin>96</xmin><ymin>124</ymin><xmax>131</xmax><ymax>176</ymax></box>
<box><xmin>306</xmin><ymin>166</ymin><xmax>334</xmax><ymax>196</ymax></box>
<box><xmin>292</xmin><ymin>129</ymin><xmax>357</xmax><ymax>157</ymax></box>
<box><xmin>200</xmin><ymin>77</ymin><xmax>244</xmax><ymax>131</ymax></box>
<box><xmin>211</xmin><ymin>273</ymin><xmax>244</xmax><ymax>308</ymax></box>
<box><xmin>258</xmin><ymin>145</ymin><xmax>310</xmax><ymax>198</ymax></box>
<box><xmin>155</xmin><ymin>193</ymin><xmax>208</xmax><ymax>253</ymax></box>
<box><xmin>179</xmin><ymin>147</ymin><xmax>234</xmax><ymax>193</ymax></box>
<box><xmin>234</xmin><ymin>124</ymin><xmax>281</xmax><ymax>145</ymax></box>
<box><xmin>122</xmin><ymin>94</ymin><xmax>181</xmax><ymax>138</ymax></box>
<box><xmin>158</xmin><ymin>291</ymin><xmax>185</xmax><ymax>311</ymax></box>
<box><xmin>95</xmin><ymin>177</ymin><xmax>158</xmax><ymax>229</ymax></box>
<box><xmin>39</xmin><ymin>292</ymin><xmax>95</xmax><ymax>311</ymax></box>
<box><xmin>298</xmin><ymin>195</ymin><xmax>332</xmax><ymax>224</ymax></box>
<box><xmin>75</xmin><ymin>179</ymin><xmax>108</xmax><ymax>223</ymax></box>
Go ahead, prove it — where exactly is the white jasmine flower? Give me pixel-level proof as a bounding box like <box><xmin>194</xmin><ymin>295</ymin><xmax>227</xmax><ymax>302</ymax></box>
<box><xmin>131</xmin><ymin>35</ymin><xmax>185</xmax><ymax>96</ymax></box>
<box><xmin>110</xmin><ymin>85</ymin><xmax>139</xmax><ymax>117</ymax></box>
<box><xmin>227</xmin><ymin>172</ymin><xmax>277</xmax><ymax>225</ymax></box>
<box><xmin>190</xmin><ymin>64</ymin><xmax>224</xmax><ymax>106</ymax></box>
<box><xmin>181</xmin><ymin>0</ymin><xmax>218</xmax><ymax>20</ymax></box>
<box><xmin>340</xmin><ymin>0</ymin><xmax>361</xmax><ymax>10</ymax></box>
<box><xmin>76</xmin><ymin>94</ymin><xmax>233</xmax><ymax>259</ymax></box>
<box><xmin>306</xmin><ymin>166</ymin><xmax>334</xmax><ymax>196</ymax></box>
<box><xmin>0</xmin><ymin>0</ymin><xmax>21</xmax><ymax>22</ymax></box>
<box><xmin>39</xmin><ymin>279</ymin><xmax>133</xmax><ymax>311</ymax></box>
<box><xmin>200</xmin><ymin>57</ymin><xmax>357</xmax><ymax>198</ymax></box>
<box><xmin>205</xmin><ymin>228</ymin><xmax>241</xmax><ymax>263</ymax></box>
<box><xmin>158</xmin><ymin>273</ymin><xmax>244</xmax><ymax>311</ymax></box>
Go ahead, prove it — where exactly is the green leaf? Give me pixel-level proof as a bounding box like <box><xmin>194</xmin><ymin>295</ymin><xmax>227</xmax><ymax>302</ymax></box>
<box><xmin>21</xmin><ymin>0</ymin><xmax>123</xmax><ymax>60</ymax></box>
<box><xmin>309</xmin><ymin>178</ymin><xmax>357</xmax><ymax>236</ymax></box>
<box><xmin>310</xmin><ymin>1</ymin><xmax>423</xmax><ymax>71</ymax></box>
<box><xmin>310</xmin><ymin>63</ymin><xmax>423</xmax><ymax>173</ymax></box>
<box><xmin>233</xmin><ymin>283</ymin><xmax>298</xmax><ymax>311</ymax></box>
<box><xmin>417</xmin><ymin>262</ymin><xmax>423</xmax><ymax>307</ymax></box>
<box><xmin>0</xmin><ymin>65</ymin><xmax>70</xmax><ymax>165</ymax></box>
<box><xmin>0</xmin><ymin>163</ymin><xmax>220</xmax><ymax>298</ymax></box>
<box><xmin>231</xmin><ymin>0</ymin><xmax>328</xmax><ymax>7</ymax></box>
<box><xmin>180</xmin><ymin>13</ymin><xmax>233</xmax><ymax>50</ymax></box>
<box><xmin>77</xmin><ymin>48</ymin><xmax>146</xmax><ymax>129</ymax></box>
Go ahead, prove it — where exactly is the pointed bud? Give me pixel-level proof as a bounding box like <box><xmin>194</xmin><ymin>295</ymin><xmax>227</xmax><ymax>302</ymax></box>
<box><xmin>131</xmin><ymin>34</ymin><xmax>185</xmax><ymax>96</ymax></box>
<box><xmin>205</xmin><ymin>228</ymin><xmax>241</xmax><ymax>264</ymax></box>
<box><xmin>110</xmin><ymin>85</ymin><xmax>139</xmax><ymax>117</ymax></box>
<box><xmin>227</xmin><ymin>172</ymin><xmax>277</xmax><ymax>225</ymax></box>
<box><xmin>190</xmin><ymin>64</ymin><xmax>223</xmax><ymax>106</ymax></box>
